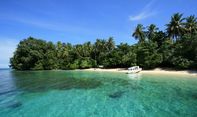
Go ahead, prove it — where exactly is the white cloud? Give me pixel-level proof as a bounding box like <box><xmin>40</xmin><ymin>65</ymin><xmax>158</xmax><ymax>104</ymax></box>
<box><xmin>0</xmin><ymin>14</ymin><xmax>97</xmax><ymax>35</ymax></box>
<box><xmin>0</xmin><ymin>38</ymin><xmax>18</xmax><ymax>68</ymax></box>
<box><xmin>129</xmin><ymin>0</ymin><xmax>157</xmax><ymax>21</ymax></box>
<box><xmin>129</xmin><ymin>11</ymin><xmax>156</xmax><ymax>21</ymax></box>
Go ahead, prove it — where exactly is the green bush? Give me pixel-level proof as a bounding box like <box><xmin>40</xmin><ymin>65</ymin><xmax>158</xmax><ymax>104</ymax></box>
<box><xmin>171</xmin><ymin>56</ymin><xmax>193</xmax><ymax>69</ymax></box>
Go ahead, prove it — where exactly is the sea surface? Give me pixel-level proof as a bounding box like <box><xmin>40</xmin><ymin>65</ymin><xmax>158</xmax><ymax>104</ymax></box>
<box><xmin>0</xmin><ymin>69</ymin><xmax>197</xmax><ymax>117</ymax></box>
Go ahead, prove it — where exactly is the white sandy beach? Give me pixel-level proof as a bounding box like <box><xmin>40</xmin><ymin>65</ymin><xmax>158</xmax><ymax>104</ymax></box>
<box><xmin>77</xmin><ymin>68</ymin><xmax>197</xmax><ymax>76</ymax></box>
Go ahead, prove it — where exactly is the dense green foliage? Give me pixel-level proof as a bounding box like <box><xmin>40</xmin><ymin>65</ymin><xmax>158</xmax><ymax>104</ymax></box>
<box><xmin>10</xmin><ymin>13</ymin><xmax>197</xmax><ymax>70</ymax></box>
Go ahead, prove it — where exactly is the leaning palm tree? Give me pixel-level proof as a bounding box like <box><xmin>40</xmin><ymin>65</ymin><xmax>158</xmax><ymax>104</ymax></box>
<box><xmin>147</xmin><ymin>24</ymin><xmax>159</xmax><ymax>40</ymax></box>
<box><xmin>185</xmin><ymin>15</ymin><xmax>197</xmax><ymax>34</ymax></box>
<box><xmin>166</xmin><ymin>13</ymin><xmax>185</xmax><ymax>40</ymax></box>
<box><xmin>132</xmin><ymin>24</ymin><xmax>145</xmax><ymax>43</ymax></box>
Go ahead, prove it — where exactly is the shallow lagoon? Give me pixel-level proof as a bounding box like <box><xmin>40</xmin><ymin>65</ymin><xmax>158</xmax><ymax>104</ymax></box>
<box><xmin>0</xmin><ymin>69</ymin><xmax>197</xmax><ymax>117</ymax></box>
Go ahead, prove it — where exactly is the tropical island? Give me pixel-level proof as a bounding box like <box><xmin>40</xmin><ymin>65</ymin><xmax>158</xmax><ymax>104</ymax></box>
<box><xmin>2</xmin><ymin>0</ymin><xmax>197</xmax><ymax>116</ymax></box>
<box><xmin>10</xmin><ymin>13</ymin><xmax>197</xmax><ymax>72</ymax></box>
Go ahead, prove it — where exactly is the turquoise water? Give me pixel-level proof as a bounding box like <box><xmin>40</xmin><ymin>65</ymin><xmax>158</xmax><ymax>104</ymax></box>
<box><xmin>0</xmin><ymin>69</ymin><xmax>197</xmax><ymax>117</ymax></box>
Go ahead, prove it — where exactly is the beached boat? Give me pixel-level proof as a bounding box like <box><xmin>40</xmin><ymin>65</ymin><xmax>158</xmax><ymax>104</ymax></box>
<box><xmin>127</xmin><ymin>66</ymin><xmax>142</xmax><ymax>74</ymax></box>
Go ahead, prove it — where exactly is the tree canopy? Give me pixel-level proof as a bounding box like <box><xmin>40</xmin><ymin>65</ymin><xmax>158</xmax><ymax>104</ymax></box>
<box><xmin>10</xmin><ymin>13</ymin><xmax>197</xmax><ymax>70</ymax></box>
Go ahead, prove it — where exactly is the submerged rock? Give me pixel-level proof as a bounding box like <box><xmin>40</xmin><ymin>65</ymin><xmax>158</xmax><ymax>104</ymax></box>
<box><xmin>108</xmin><ymin>91</ymin><xmax>125</xmax><ymax>99</ymax></box>
<box><xmin>191</xmin><ymin>93</ymin><xmax>197</xmax><ymax>100</ymax></box>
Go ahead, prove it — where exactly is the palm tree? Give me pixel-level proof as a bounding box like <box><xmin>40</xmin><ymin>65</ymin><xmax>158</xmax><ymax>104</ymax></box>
<box><xmin>106</xmin><ymin>37</ymin><xmax>115</xmax><ymax>51</ymax></box>
<box><xmin>147</xmin><ymin>24</ymin><xmax>159</xmax><ymax>40</ymax></box>
<box><xmin>132</xmin><ymin>24</ymin><xmax>145</xmax><ymax>43</ymax></box>
<box><xmin>166</xmin><ymin>13</ymin><xmax>185</xmax><ymax>40</ymax></box>
<box><xmin>185</xmin><ymin>15</ymin><xmax>197</xmax><ymax>34</ymax></box>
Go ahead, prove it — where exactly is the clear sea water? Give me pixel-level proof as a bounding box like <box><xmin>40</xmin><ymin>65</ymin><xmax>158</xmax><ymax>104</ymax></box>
<box><xmin>0</xmin><ymin>69</ymin><xmax>197</xmax><ymax>117</ymax></box>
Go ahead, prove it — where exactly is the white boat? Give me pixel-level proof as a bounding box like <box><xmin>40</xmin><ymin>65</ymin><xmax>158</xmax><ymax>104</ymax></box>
<box><xmin>127</xmin><ymin>66</ymin><xmax>142</xmax><ymax>74</ymax></box>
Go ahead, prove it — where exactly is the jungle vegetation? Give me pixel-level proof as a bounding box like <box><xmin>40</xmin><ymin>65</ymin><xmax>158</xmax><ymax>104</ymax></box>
<box><xmin>10</xmin><ymin>13</ymin><xmax>197</xmax><ymax>70</ymax></box>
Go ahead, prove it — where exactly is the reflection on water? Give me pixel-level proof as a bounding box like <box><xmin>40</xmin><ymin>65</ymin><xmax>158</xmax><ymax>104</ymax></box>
<box><xmin>12</xmin><ymin>71</ymin><xmax>103</xmax><ymax>92</ymax></box>
<box><xmin>127</xmin><ymin>73</ymin><xmax>142</xmax><ymax>79</ymax></box>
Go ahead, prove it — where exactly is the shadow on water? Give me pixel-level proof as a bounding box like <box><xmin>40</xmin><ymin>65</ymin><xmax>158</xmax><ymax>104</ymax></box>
<box><xmin>11</xmin><ymin>71</ymin><xmax>103</xmax><ymax>93</ymax></box>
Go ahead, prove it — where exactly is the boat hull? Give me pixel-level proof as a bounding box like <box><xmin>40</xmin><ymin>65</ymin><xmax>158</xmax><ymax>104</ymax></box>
<box><xmin>127</xmin><ymin>68</ymin><xmax>142</xmax><ymax>74</ymax></box>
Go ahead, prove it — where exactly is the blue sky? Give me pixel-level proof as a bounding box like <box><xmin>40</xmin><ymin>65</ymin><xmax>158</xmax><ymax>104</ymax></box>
<box><xmin>0</xmin><ymin>0</ymin><xmax>197</xmax><ymax>68</ymax></box>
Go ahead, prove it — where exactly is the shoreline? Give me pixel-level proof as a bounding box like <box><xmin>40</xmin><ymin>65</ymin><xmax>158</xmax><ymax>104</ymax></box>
<box><xmin>76</xmin><ymin>68</ymin><xmax>197</xmax><ymax>76</ymax></box>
